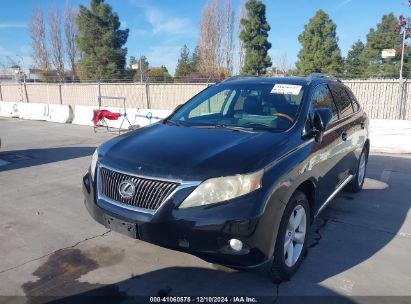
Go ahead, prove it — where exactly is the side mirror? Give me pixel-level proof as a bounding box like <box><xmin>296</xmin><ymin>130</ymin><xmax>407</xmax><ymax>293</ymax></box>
<box><xmin>312</xmin><ymin>108</ymin><xmax>333</xmax><ymax>143</ymax></box>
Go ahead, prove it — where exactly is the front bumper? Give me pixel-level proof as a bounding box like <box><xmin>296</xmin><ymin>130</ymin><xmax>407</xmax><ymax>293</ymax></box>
<box><xmin>83</xmin><ymin>170</ymin><xmax>284</xmax><ymax>268</ymax></box>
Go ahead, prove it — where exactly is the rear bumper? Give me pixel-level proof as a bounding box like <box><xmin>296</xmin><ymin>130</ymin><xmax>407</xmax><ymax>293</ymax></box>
<box><xmin>83</xmin><ymin>171</ymin><xmax>284</xmax><ymax>268</ymax></box>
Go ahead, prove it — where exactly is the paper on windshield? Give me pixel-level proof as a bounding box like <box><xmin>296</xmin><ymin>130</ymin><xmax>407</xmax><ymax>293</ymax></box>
<box><xmin>271</xmin><ymin>84</ymin><xmax>302</xmax><ymax>95</ymax></box>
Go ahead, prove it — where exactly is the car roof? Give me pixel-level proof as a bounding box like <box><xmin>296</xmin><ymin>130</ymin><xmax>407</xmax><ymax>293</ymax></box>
<box><xmin>221</xmin><ymin>76</ymin><xmax>341</xmax><ymax>87</ymax></box>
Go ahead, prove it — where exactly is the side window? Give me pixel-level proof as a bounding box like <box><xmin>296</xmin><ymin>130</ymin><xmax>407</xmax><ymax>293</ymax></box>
<box><xmin>311</xmin><ymin>84</ymin><xmax>338</xmax><ymax>120</ymax></box>
<box><xmin>329</xmin><ymin>85</ymin><xmax>354</xmax><ymax>118</ymax></box>
<box><xmin>345</xmin><ymin>88</ymin><xmax>360</xmax><ymax>112</ymax></box>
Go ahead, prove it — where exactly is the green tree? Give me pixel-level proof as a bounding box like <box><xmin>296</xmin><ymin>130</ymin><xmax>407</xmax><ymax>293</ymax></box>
<box><xmin>76</xmin><ymin>0</ymin><xmax>129</xmax><ymax>81</ymax></box>
<box><xmin>191</xmin><ymin>45</ymin><xmax>200</xmax><ymax>73</ymax></box>
<box><xmin>148</xmin><ymin>66</ymin><xmax>173</xmax><ymax>82</ymax></box>
<box><xmin>361</xmin><ymin>13</ymin><xmax>403</xmax><ymax>77</ymax></box>
<box><xmin>295</xmin><ymin>10</ymin><xmax>343</xmax><ymax>75</ymax></box>
<box><xmin>344</xmin><ymin>40</ymin><xmax>366</xmax><ymax>77</ymax></box>
<box><xmin>239</xmin><ymin>0</ymin><xmax>272</xmax><ymax>75</ymax></box>
<box><xmin>175</xmin><ymin>45</ymin><xmax>192</xmax><ymax>78</ymax></box>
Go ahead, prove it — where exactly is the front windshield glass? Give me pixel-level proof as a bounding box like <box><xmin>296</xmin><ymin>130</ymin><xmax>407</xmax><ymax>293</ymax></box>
<box><xmin>169</xmin><ymin>82</ymin><xmax>306</xmax><ymax>132</ymax></box>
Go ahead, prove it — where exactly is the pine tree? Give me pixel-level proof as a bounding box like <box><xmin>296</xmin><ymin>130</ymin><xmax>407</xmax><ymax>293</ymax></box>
<box><xmin>191</xmin><ymin>45</ymin><xmax>200</xmax><ymax>73</ymax></box>
<box><xmin>345</xmin><ymin>40</ymin><xmax>366</xmax><ymax>77</ymax></box>
<box><xmin>239</xmin><ymin>0</ymin><xmax>272</xmax><ymax>75</ymax></box>
<box><xmin>361</xmin><ymin>13</ymin><xmax>403</xmax><ymax>78</ymax></box>
<box><xmin>175</xmin><ymin>45</ymin><xmax>192</xmax><ymax>78</ymax></box>
<box><xmin>76</xmin><ymin>0</ymin><xmax>129</xmax><ymax>81</ymax></box>
<box><xmin>295</xmin><ymin>10</ymin><xmax>343</xmax><ymax>75</ymax></box>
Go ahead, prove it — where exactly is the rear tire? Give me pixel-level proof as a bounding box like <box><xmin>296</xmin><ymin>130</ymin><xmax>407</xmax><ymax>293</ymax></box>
<box><xmin>346</xmin><ymin>147</ymin><xmax>368</xmax><ymax>193</ymax></box>
<box><xmin>269</xmin><ymin>190</ymin><xmax>310</xmax><ymax>283</ymax></box>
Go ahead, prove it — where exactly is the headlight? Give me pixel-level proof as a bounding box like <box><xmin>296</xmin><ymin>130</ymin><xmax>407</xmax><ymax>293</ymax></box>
<box><xmin>90</xmin><ymin>149</ymin><xmax>99</xmax><ymax>180</ymax></box>
<box><xmin>179</xmin><ymin>169</ymin><xmax>263</xmax><ymax>208</ymax></box>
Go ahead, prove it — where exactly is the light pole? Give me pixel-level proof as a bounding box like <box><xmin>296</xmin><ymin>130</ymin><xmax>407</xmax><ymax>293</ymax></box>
<box><xmin>397</xmin><ymin>29</ymin><xmax>406</xmax><ymax>119</ymax></box>
<box><xmin>396</xmin><ymin>14</ymin><xmax>410</xmax><ymax>120</ymax></box>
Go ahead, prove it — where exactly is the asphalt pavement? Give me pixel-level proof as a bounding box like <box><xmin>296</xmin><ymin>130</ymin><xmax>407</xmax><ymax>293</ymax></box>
<box><xmin>0</xmin><ymin>117</ymin><xmax>410</xmax><ymax>303</ymax></box>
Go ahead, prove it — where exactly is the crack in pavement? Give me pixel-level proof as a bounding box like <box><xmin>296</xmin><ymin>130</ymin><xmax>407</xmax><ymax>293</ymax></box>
<box><xmin>272</xmin><ymin>217</ymin><xmax>329</xmax><ymax>300</ymax></box>
<box><xmin>272</xmin><ymin>282</ymin><xmax>280</xmax><ymax>303</ymax></box>
<box><xmin>309</xmin><ymin>217</ymin><xmax>329</xmax><ymax>249</ymax></box>
<box><xmin>0</xmin><ymin>230</ymin><xmax>111</xmax><ymax>275</ymax></box>
<box><xmin>324</xmin><ymin>217</ymin><xmax>411</xmax><ymax>239</ymax></box>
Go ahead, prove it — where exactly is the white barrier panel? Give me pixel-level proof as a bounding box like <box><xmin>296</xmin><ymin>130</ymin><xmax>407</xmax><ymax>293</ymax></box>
<box><xmin>20</xmin><ymin>103</ymin><xmax>48</xmax><ymax>121</ymax></box>
<box><xmin>1</xmin><ymin>101</ymin><xmax>73</xmax><ymax>123</ymax></box>
<box><xmin>72</xmin><ymin>106</ymin><xmax>172</xmax><ymax>129</ymax></box>
<box><xmin>370</xmin><ymin>119</ymin><xmax>411</xmax><ymax>154</ymax></box>
<box><xmin>0</xmin><ymin>101</ymin><xmax>26</xmax><ymax>118</ymax></box>
<box><xmin>47</xmin><ymin>104</ymin><xmax>73</xmax><ymax>123</ymax></box>
<box><xmin>133</xmin><ymin>109</ymin><xmax>172</xmax><ymax>127</ymax></box>
<box><xmin>72</xmin><ymin>105</ymin><xmax>137</xmax><ymax>128</ymax></box>
<box><xmin>72</xmin><ymin>105</ymin><xmax>95</xmax><ymax>126</ymax></box>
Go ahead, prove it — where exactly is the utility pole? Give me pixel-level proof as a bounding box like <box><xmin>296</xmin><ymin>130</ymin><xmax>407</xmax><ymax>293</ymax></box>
<box><xmin>140</xmin><ymin>55</ymin><xmax>143</xmax><ymax>83</ymax></box>
<box><xmin>398</xmin><ymin>27</ymin><xmax>406</xmax><ymax>119</ymax></box>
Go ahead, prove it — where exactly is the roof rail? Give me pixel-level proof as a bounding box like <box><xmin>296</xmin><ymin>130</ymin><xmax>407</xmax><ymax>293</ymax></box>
<box><xmin>307</xmin><ymin>73</ymin><xmax>341</xmax><ymax>83</ymax></box>
<box><xmin>222</xmin><ymin>75</ymin><xmax>259</xmax><ymax>82</ymax></box>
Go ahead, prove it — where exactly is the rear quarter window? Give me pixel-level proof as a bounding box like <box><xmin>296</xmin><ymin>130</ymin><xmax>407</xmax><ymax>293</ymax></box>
<box><xmin>329</xmin><ymin>84</ymin><xmax>354</xmax><ymax>118</ymax></box>
<box><xmin>345</xmin><ymin>87</ymin><xmax>361</xmax><ymax>112</ymax></box>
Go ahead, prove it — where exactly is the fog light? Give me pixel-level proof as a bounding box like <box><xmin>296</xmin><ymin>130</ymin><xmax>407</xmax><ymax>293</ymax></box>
<box><xmin>229</xmin><ymin>239</ymin><xmax>243</xmax><ymax>251</ymax></box>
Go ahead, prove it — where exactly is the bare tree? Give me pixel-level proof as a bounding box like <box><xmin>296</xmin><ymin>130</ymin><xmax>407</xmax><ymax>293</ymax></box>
<box><xmin>64</xmin><ymin>2</ymin><xmax>79</xmax><ymax>79</ymax></box>
<box><xmin>198</xmin><ymin>0</ymin><xmax>218</xmax><ymax>75</ymax></box>
<box><xmin>274</xmin><ymin>52</ymin><xmax>292</xmax><ymax>75</ymax></box>
<box><xmin>236</xmin><ymin>2</ymin><xmax>246</xmax><ymax>74</ymax></box>
<box><xmin>222</xmin><ymin>0</ymin><xmax>233</xmax><ymax>75</ymax></box>
<box><xmin>29</xmin><ymin>6</ymin><xmax>51</xmax><ymax>81</ymax></box>
<box><xmin>49</xmin><ymin>7</ymin><xmax>65</xmax><ymax>81</ymax></box>
<box><xmin>197</xmin><ymin>0</ymin><xmax>233</xmax><ymax>77</ymax></box>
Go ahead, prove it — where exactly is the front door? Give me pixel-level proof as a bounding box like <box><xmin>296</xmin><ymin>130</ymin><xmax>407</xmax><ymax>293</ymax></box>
<box><xmin>306</xmin><ymin>83</ymin><xmax>343</xmax><ymax>206</ymax></box>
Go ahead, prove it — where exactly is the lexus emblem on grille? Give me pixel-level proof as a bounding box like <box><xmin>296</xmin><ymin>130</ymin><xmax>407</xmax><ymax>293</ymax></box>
<box><xmin>119</xmin><ymin>180</ymin><xmax>136</xmax><ymax>199</ymax></box>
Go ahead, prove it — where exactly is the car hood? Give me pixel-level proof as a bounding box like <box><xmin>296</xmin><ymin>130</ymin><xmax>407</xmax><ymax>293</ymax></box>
<box><xmin>100</xmin><ymin>123</ymin><xmax>290</xmax><ymax>181</ymax></box>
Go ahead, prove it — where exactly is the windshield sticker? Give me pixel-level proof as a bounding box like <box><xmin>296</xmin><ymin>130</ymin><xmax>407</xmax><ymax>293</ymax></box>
<box><xmin>271</xmin><ymin>84</ymin><xmax>302</xmax><ymax>95</ymax></box>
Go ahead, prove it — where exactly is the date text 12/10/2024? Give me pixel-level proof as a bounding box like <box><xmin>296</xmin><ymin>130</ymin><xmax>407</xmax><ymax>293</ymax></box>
<box><xmin>149</xmin><ymin>296</ymin><xmax>258</xmax><ymax>303</ymax></box>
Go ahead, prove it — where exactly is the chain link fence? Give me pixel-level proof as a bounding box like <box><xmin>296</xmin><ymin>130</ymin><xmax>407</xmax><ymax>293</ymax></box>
<box><xmin>0</xmin><ymin>78</ymin><xmax>409</xmax><ymax>120</ymax></box>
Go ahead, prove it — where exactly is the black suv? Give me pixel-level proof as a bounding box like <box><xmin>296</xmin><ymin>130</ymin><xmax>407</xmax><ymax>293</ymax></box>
<box><xmin>83</xmin><ymin>74</ymin><xmax>369</xmax><ymax>281</ymax></box>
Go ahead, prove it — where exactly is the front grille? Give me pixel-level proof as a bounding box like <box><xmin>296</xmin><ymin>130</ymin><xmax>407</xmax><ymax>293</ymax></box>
<box><xmin>99</xmin><ymin>167</ymin><xmax>180</xmax><ymax>211</ymax></box>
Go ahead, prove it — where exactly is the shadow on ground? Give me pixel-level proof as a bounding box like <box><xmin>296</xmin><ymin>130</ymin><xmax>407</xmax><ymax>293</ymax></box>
<box><xmin>20</xmin><ymin>154</ymin><xmax>411</xmax><ymax>303</ymax></box>
<box><xmin>0</xmin><ymin>147</ymin><xmax>95</xmax><ymax>171</ymax></box>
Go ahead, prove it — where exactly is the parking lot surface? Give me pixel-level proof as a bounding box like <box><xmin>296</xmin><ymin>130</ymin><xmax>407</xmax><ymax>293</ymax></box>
<box><xmin>0</xmin><ymin>117</ymin><xmax>410</xmax><ymax>302</ymax></box>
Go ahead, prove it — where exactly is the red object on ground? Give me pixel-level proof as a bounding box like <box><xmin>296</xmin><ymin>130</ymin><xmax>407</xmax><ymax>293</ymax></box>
<box><xmin>92</xmin><ymin>109</ymin><xmax>121</xmax><ymax>127</ymax></box>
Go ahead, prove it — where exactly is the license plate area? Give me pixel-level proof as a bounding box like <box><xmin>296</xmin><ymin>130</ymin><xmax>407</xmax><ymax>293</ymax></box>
<box><xmin>103</xmin><ymin>215</ymin><xmax>137</xmax><ymax>238</ymax></box>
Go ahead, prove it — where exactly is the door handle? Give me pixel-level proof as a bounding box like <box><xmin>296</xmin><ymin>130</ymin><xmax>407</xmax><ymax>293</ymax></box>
<box><xmin>359</xmin><ymin>118</ymin><xmax>366</xmax><ymax>129</ymax></box>
<box><xmin>341</xmin><ymin>132</ymin><xmax>348</xmax><ymax>141</ymax></box>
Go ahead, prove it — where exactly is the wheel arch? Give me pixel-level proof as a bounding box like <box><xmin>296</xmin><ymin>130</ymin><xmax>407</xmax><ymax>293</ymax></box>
<box><xmin>295</xmin><ymin>179</ymin><xmax>316</xmax><ymax>224</ymax></box>
<box><xmin>364</xmin><ymin>139</ymin><xmax>370</xmax><ymax>155</ymax></box>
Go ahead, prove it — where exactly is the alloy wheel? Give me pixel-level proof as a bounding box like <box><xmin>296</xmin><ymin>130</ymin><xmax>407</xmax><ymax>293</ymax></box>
<box><xmin>284</xmin><ymin>204</ymin><xmax>307</xmax><ymax>267</ymax></box>
<box><xmin>358</xmin><ymin>152</ymin><xmax>366</xmax><ymax>186</ymax></box>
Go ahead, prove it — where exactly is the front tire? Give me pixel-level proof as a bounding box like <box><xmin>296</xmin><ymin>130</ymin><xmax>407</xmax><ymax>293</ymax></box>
<box><xmin>269</xmin><ymin>190</ymin><xmax>310</xmax><ymax>283</ymax></box>
<box><xmin>346</xmin><ymin>147</ymin><xmax>368</xmax><ymax>193</ymax></box>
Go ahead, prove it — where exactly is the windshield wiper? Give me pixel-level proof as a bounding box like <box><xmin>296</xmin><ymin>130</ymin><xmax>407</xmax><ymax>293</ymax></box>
<box><xmin>241</xmin><ymin>122</ymin><xmax>272</xmax><ymax>128</ymax></box>
<box><xmin>216</xmin><ymin>124</ymin><xmax>255</xmax><ymax>132</ymax></box>
<box><xmin>191</xmin><ymin>124</ymin><xmax>255</xmax><ymax>133</ymax></box>
<box><xmin>240</xmin><ymin>122</ymin><xmax>280</xmax><ymax>132</ymax></box>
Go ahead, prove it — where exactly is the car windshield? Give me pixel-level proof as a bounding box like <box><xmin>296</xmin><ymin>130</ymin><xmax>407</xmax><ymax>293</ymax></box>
<box><xmin>168</xmin><ymin>82</ymin><xmax>306</xmax><ymax>132</ymax></box>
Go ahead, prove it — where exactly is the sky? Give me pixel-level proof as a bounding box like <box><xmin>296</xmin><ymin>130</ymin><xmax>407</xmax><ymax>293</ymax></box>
<box><xmin>0</xmin><ymin>0</ymin><xmax>409</xmax><ymax>75</ymax></box>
